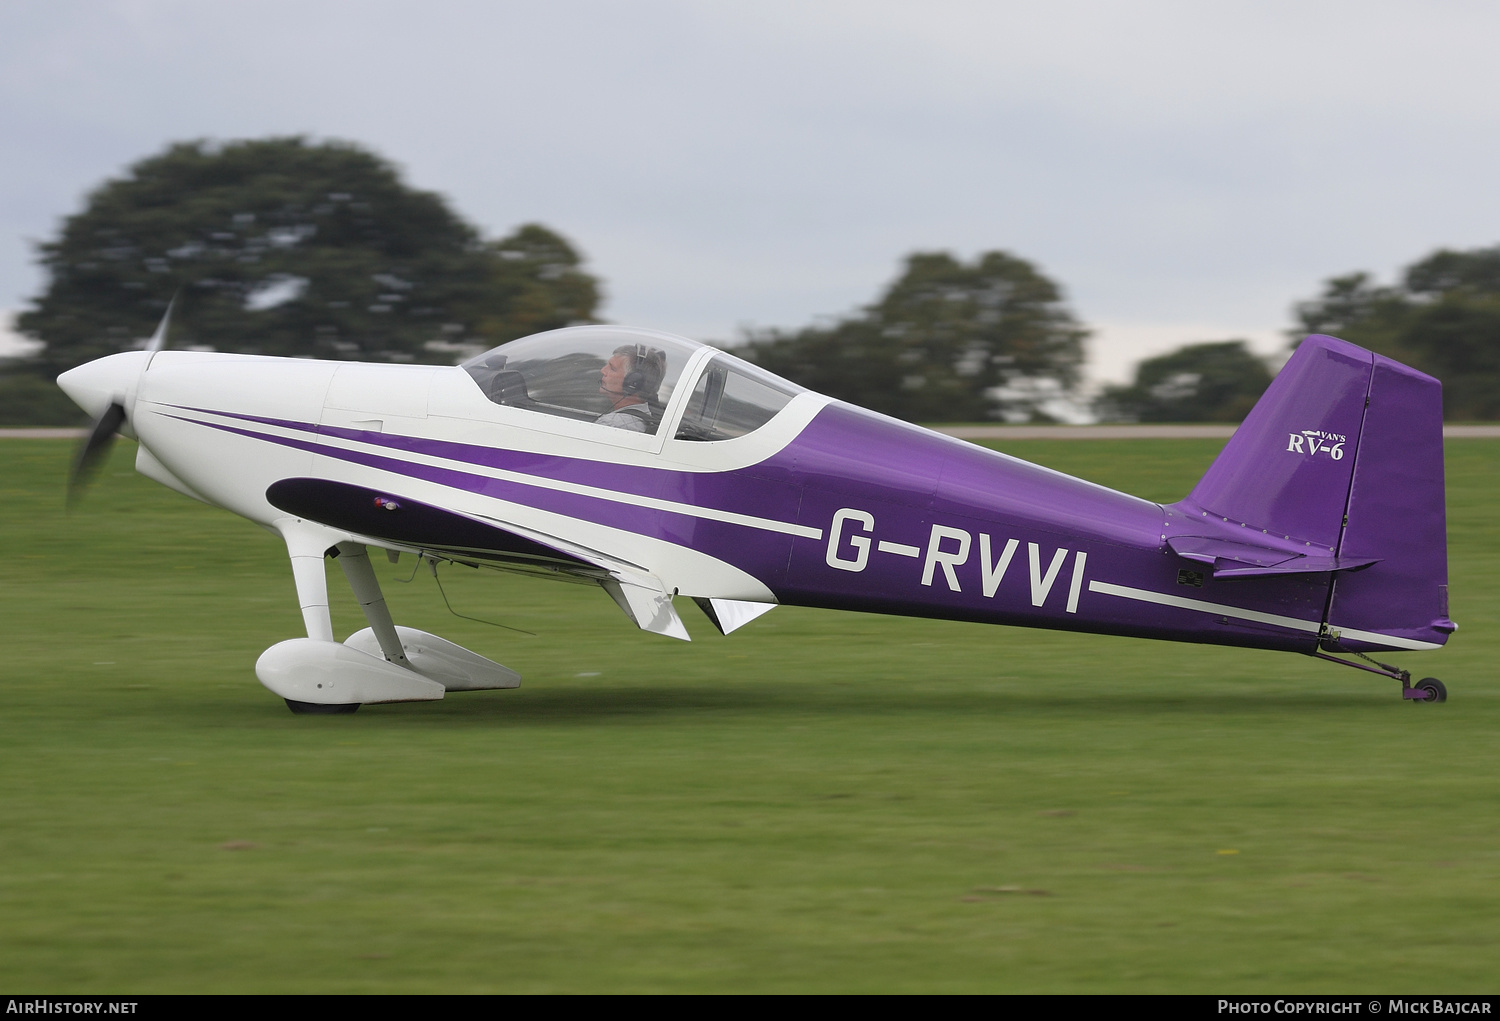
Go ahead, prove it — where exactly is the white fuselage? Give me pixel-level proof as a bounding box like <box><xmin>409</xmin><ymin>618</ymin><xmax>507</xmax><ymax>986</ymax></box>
<box><xmin>60</xmin><ymin>348</ymin><xmax>831</xmax><ymax>606</ymax></box>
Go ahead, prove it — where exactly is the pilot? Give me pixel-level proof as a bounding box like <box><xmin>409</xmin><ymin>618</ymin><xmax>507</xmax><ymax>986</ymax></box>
<box><xmin>597</xmin><ymin>344</ymin><xmax>666</xmax><ymax>432</ymax></box>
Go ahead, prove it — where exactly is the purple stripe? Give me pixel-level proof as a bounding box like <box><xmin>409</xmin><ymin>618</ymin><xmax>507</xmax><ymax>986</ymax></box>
<box><xmin>169</xmin><ymin>413</ymin><xmax>682</xmax><ymax>523</ymax></box>
<box><xmin>163</xmin><ymin>402</ymin><xmax>789</xmax><ymax>515</ymax></box>
<box><xmin>166</xmin><ymin>413</ymin><xmax>795</xmax><ymax>585</ymax></box>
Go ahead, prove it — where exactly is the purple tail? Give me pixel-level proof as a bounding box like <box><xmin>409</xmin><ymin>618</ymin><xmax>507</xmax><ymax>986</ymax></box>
<box><xmin>1174</xmin><ymin>334</ymin><xmax>1454</xmax><ymax>652</ymax></box>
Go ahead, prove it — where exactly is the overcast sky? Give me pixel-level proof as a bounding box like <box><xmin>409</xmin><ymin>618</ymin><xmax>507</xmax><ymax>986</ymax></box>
<box><xmin>3</xmin><ymin>0</ymin><xmax>1499</xmax><ymax>386</ymax></box>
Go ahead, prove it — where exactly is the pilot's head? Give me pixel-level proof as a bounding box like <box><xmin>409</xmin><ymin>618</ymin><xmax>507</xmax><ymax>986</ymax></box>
<box><xmin>600</xmin><ymin>344</ymin><xmax>666</xmax><ymax>403</ymax></box>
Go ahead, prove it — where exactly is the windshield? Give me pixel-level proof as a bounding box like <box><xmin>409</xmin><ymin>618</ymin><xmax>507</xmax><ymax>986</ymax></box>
<box><xmin>462</xmin><ymin>326</ymin><xmax>703</xmax><ymax>435</ymax></box>
<box><xmin>674</xmin><ymin>353</ymin><xmax>804</xmax><ymax>441</ymax></box>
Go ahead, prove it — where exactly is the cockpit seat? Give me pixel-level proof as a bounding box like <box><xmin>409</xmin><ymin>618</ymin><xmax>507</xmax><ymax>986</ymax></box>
<box><xmin>486</xmin><ymin>369</ymin><xmax>534</xmax><ymax>407</ymax></box>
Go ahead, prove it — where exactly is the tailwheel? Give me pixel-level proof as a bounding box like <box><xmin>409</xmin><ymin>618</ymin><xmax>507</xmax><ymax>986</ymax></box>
<box><xmin>1308</xmin><ymin>650</ymin><xmax>1450</xmax><ymax>704</ymax></box>
<box><xmin>1413</xmin><ymin>678</ymin><xmax>1447</xmax><ymax>704</ymax></box>
<box><xmin>284</xmin><ymin>699</ymin><xmax>360</xmax><ymax>715</ymax></box>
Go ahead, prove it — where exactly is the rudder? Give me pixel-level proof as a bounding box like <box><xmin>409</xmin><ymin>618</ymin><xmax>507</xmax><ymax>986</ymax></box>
<box><xmin>1323</xmin><ymin>354</ymin><xmax>1453</xmax><ymax>651</ymax></box>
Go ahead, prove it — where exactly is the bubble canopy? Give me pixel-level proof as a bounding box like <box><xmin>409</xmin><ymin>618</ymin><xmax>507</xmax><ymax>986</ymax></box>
<box><xmin>462</xmin><ymin>325</ymin><xmax>804</xmax><ymax>440</ymax></box>
<box><xmin>462</xmin><ymin>326</ymin><xmax>698</xmax><ymax>428</ymax></box>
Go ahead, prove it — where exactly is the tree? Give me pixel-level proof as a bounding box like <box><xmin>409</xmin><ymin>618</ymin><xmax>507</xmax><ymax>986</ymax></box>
<box><xmin>16</xmin><ymin>138</ymin><xmax>600</xmax><ymax>379</ymax></box>
<box><xmin>1094</xmin><ymin>341</ymin><xmax>1272</xmax><ymax>423</ymax></box>
<box><xmin>475</xmin><ymin>223</ymin><xmax>601</xmax><ymax>347</ymax></box>
<box><xmin>739</xmin><ymin>251</ymin><xmax>1086</xmax><ymax>422</ymax></box>
<box><xmin>0</xmin><ymin>365</ymin><xmax>88</xmax><ymax>426</ymax></box>
<box><xmin>1292</xmin><ymin>246</ymin><xmax>1500</xmax><ymax>419</ymax></box>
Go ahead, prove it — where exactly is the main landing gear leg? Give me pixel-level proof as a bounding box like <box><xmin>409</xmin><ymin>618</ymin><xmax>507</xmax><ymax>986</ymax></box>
<box><xmin>258</xmin><ymin>521</ymin><xmax>448</xmax><ymax>714</ymax></box>
<box><xmin>277</xmin><ymin>521</ymin><xmax>361</xmax><ymax>716</ymax></box>
<box><xmin>333</xmin><ymin>541</ymin><xmax>410</xmax><ymax>669</ymax></box>
<box><xmin>1307</xmin><ymin>651</ymin><xmax>1448</xmax><ymax>703</ymax></box>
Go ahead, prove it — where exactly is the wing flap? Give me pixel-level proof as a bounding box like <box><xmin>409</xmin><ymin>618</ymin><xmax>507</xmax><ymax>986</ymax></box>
<box><xmin>693</xmin><ymin>597</ymin><xmax>776</xmax><ymax>635</ymax></box>
<box><xmin>602</xmin><ymin>572</ymin><xmax>691</xmax><ymax>641</ymax></box>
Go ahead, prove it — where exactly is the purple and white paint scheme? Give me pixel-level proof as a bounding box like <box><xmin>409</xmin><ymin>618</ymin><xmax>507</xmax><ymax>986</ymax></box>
<box><xmin>57</xmin><ymin>321</ymin><xmax>1455</xmax><ymax>713</ymax></box>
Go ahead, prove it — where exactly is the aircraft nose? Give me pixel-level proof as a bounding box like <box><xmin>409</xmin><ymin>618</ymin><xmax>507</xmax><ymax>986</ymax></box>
<box><xmin>56</xmin><ymin>351</ymin><xmax>151</xmax><ymax>419</ymax></box>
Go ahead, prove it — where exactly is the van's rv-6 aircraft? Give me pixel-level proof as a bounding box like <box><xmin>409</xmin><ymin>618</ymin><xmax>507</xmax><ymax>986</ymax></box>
<box><xmin>58</xmin><ymin>320</ymin><xmax>1455</xmax><ymax>713</ymax></box>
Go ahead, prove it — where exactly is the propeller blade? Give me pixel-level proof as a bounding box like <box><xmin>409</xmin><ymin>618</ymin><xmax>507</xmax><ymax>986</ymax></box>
<box><xmin>67</xmin><ymin>401</ymin><xmax>127</xmax><ymax>510</ymax></box>
<box><xmin>145</xmin><ymin>296</ymin><xmax>176</xmax><ymax>355</ymax></box>
<box><xmin>65</xmin><ymin>298</ymin><xmax>172</xmax><ymax>508</ymax></box>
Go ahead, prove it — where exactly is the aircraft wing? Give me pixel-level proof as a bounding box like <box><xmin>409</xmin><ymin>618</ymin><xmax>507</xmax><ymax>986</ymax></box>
<box><xmin>264</xmin><ymin>477</ymin><xmax>694</xmax><ymax>640</ymax></box>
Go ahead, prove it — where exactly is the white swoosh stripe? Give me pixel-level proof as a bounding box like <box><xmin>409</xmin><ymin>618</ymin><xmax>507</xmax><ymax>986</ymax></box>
<box><xmin>1088</xmin><ymin>580</ymin><xmax>1320</xmax><ymax>633</ymax></box>
<box><xmin>174</xmin><ymin>408</ymin><xmax>824</xmax><ymax>541</ymax></box>
<box><xmin>1088</xmin><ymin>580</ymin><xmax>1441</xmax><ymax>650</ymax></box>
<box><xmin>1324</xmin><ymin>626</ymin><xmax>1442</xmax><ymax>651</ymax></box>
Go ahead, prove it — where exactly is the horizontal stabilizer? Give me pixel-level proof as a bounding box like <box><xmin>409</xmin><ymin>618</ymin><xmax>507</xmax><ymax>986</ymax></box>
<box><xmin>1211</xmin><ymin>556</ymin><xmax>1380</xmax><ymax>578</ymax></box>
<box><xmin>692</xmin><ymin>597</ymin><xmax>777</xmax><ymax>635</ymax></box>
<box><xmin>1168</xmin><ymin>535</ymin><xmax>1298</xmax><ymax>569</ymax></box>
<box><xmin>1167</xmin><ymin>535</ymin><xmax>1380</xmax><ymax>578</ymax></box>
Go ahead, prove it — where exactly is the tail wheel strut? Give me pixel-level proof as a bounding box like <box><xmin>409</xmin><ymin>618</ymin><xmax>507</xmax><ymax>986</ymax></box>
<box><xmin>1306</xmin><ymin>651</ymin><xmax>1448</xmax><ymax>703</ymax></box>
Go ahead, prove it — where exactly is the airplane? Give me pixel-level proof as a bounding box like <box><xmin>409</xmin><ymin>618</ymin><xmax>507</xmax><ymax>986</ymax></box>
<box><xmin>56</xmin><ymin>317</ymin><xmax>1455</xmax><ymax>714</ymax></box>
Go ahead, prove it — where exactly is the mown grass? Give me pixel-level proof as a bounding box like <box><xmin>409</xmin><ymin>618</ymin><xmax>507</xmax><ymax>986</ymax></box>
<box><xmin>0</xmin><ymin>437</ymin><xmax>1495</xmax><ymax>993</ymax></box>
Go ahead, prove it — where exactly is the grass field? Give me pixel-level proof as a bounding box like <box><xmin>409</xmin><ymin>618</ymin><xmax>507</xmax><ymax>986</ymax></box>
<box><xmin>1</xmin><ymin>437</ymin><xmax>1496</xmax><ymax>993</ymax></box>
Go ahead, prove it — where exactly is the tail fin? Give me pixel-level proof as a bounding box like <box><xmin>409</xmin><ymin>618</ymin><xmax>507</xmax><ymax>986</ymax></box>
<box><xmin>1175</xmin><ymin>334</ymin><xmax>1452</xmax><ymax>651</ymax></box>
<box><xmin>1184</xmin><ymin>335</ymin><xmax>1370</xmax><ymax>549</ymax></box>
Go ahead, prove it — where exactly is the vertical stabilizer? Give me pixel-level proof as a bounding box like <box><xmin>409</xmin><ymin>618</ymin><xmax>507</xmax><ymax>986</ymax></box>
<box><xmin>1183</xmin><ymin>335</ymin><xmax>1372</xmax><ymax>550</ymax></box>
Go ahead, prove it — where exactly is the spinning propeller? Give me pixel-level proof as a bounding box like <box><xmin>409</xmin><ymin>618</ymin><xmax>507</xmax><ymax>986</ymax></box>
<box><xmin>66</xmin><ymin>300</ymin><xmax>174</xmax><ymax>509</ymax></box>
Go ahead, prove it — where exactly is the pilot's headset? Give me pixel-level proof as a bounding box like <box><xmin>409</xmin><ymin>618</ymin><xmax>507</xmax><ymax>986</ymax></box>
<box><xmin>621</xmin><ymin>344</ymin><xmax>667</xmax><ymax>400</ymax></box>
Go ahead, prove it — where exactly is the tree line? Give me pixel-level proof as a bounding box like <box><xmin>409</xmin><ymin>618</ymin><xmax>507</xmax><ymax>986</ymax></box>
<box><xmin>6</xmin><ymin>137</ymin><xmax>1498</xmax><ymax>424</ymax></box>
<box><xmin>3</xmin><ymin>138</ymin><xmax>599</xmax><ymax>424</ymax></box>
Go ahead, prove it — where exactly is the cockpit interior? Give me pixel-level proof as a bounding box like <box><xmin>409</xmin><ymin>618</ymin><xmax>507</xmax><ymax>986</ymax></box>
<box><xmin>462</xmin><ymin>326</ymin><xmax>804</xmax><ymax>442</ymax></box>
